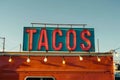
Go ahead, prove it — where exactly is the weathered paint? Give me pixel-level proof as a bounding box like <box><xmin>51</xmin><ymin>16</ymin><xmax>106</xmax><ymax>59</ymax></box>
<box><xmin>0</xmin><ymin>55</ymin><xmax>114</xmax><ymax>80</ymax></box>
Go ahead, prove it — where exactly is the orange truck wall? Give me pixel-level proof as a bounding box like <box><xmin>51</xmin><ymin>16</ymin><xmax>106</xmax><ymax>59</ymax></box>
<box><xmin>0</xmin><ymin>56</ymin><xmax>114</xmax><ymax>80</ymax></box>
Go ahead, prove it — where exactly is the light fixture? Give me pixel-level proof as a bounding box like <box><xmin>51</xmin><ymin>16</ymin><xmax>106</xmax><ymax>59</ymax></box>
<box><xmin>8</xmin><ymin>56</ymin><xmax>12</xmax><ymax>62</ymax></box>
<box><xmin>113</xmin><ymin>62</ymin><xmax>116</xmax><ymax>71</ymax></box>
<box><xmin>79</xmin><ymin>56</ymin><xmax>83</xmax><ymax>61</ymax></box>
<box><xmin>26</xmin><ymin>56</ymin><xmax>31</xmax><ymax>63</ymax></box>
<box><xmin>62</xmin><ymin>57</ymin><xmax>66</xmax><ymax>64</ymax></box>
<box><xmin>97</xmin><ymin>56</ymin><xmax>101</xmax><ymax>62</ymax></box>
<box><xmin>44</xmin><ymin>56</ymin><xmax>47</xmax><ymax>62</ymax></box>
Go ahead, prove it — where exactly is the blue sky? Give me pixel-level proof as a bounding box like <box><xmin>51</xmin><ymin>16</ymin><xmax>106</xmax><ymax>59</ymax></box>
<box><xmin>0</xmin><ymin>0</ymin><xmax>120</xmax><ymax>53</ymax></box>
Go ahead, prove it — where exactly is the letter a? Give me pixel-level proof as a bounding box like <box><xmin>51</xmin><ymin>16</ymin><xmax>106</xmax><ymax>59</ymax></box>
<box><xmin>38</xmin><ymin>28</ymin><xmax>49</xmax><ymax>50</ymax></box>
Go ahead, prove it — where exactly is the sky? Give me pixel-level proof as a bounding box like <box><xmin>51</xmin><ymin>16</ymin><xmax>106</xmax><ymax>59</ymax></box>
<box><xmin>0</xmin><ymin>0</ymin><xmax>120</xmax><ymax>54</ymax></box>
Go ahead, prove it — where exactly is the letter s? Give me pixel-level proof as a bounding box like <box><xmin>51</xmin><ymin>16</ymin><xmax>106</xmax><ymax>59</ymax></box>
<box><xmin>80</xmin><ymin>29</ymin><xmax>91</xmax><ymax>51</ymax></box>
